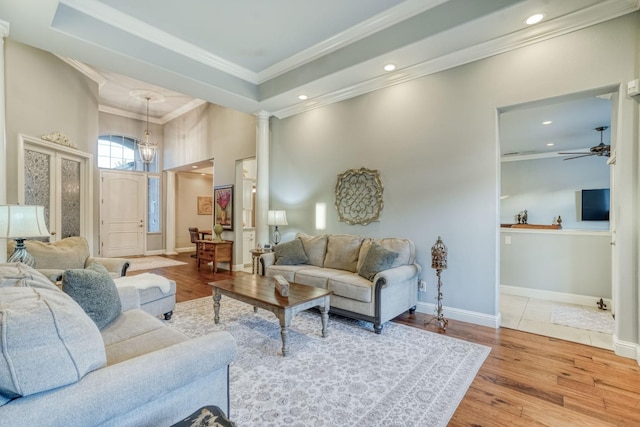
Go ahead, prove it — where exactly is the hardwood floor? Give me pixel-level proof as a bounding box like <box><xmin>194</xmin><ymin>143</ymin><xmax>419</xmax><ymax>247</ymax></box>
<box><xmin>133</xmin><ymin>253</ymin><xmax>640</xmax><ymax>426</ymax></box>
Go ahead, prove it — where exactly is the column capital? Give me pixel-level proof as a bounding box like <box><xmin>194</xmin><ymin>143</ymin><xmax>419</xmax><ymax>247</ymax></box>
<box><xmin>0</xmin><ymin>20</ymin><xmax>9</xmax><ymax>38</ymax></box>
<box><xmin>255</xmin><ymin>110</ymin><xmax>272</xmax><ymax>120</ymax></box>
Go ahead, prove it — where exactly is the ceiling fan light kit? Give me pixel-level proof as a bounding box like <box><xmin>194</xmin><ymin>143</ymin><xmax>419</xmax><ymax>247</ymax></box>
<box><xmin>559</xmin><ymin>126</ymin><xmax>610</xmax><ymax>160</ymax></box>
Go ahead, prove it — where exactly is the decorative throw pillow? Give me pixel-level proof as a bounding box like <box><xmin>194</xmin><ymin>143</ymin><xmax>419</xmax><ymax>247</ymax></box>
<box><xmin>275</xmin><ymin>238</ymin><xmax>309</xmax><ymax>265</ymax></box>
<box><xmin>0</xmin><ymin>286</ymin><xmax>106</xmax><ymax>405</ymax></box>
<box><xmin>357</xmin><ymin>243</ymin><xmax>399</xmax><ymax>281</ymax></box>
<box><xmin>62</xmin><ymin>262</ymin><xmax>122</xmax><ymax>329</ymax></box>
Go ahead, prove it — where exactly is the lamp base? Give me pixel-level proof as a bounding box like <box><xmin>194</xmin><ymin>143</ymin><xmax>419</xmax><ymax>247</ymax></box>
<box><xmin>272</xmin><ymin>226</ymin><xmax>281</xmax><ymax>245</ymax></box>
<box><xmin>7</xmin><ymin>238</ymin><xmax>36</xmax><ymax>267</ymax></box>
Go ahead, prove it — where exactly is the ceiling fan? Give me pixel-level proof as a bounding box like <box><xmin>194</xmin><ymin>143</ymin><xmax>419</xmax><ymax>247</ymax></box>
<box><xmin>558</xmin><ymin>126</ymin><xmax>610</xmax><ymax>160</ymax></box>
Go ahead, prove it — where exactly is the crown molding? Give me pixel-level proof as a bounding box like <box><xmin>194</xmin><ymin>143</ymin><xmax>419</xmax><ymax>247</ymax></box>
<box><xmin>256</xmin><ymin>0</ymin><xmax>446</xmax><ymax>83</ymax></box>
<box><xmin>98</xmin><ymin>105</ymin><xmax>164</xmax><ymax>124</ymax></box>
<box><xmin>59</xmin><ymin>0</ymin><xmax>258</xmax><ymax>83</ymax></box>
<box><xmin>501</xmin><ymin>149</ymin><xmax>594</xmax><ymax>163</ymax></box>
<box><xmin>0</xmin><ymin>20</ymin><xmax>9</xmax><ymax>38</ymax></box>
<box><xmin>99</xmin><ymin>98</ymin><xmax>207</xmax><ymax>125</ymax></box>
<box><xmin>56</xmin><ymin>56</ymin><xmax>107</xmax><ymax>88</ymax></box>
<box><xmin>161</xmin><ymin>99</ymin><xmax>208</xmax><ymax>123</ymax></box>
<box><xmin>272</xmin><ymin>0</ymin><xmax>640</xmax><ymax>119</ymax></box>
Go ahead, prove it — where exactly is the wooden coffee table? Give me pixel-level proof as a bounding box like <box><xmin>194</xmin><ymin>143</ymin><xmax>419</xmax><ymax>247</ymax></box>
<box><xmin>209</xmin><ymin>275</ymin><xmax>332</xmax><ymax>356</ymax></box>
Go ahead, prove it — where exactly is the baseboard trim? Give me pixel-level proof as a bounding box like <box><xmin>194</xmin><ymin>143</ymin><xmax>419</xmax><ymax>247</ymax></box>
<box><xmin>144</xmin><ymin>249</ymin><xmax>165</xmax><ymax>256</ymax></box>
<box><xmin>175</xmin><ymin>246</ymin><xmax>194</xmax><ymax>254</ymax></box>
<box><xmin>501</xmin><ymin>285</ymin><xmax>611</xmax><ymax>309</ymax></box>
<box><xmin>416</xmin><ymin>301</ymin><xmax>500</xmax><ymax>329</ymax></box>
<box><xmin>613</xmin><ymin>334</ymin><xmax>639</xmax><ymax>360</ymax></box>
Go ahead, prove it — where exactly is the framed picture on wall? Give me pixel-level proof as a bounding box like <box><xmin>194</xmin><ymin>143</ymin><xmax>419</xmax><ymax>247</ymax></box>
<box><xmin>214</xmin><ymin>185</ymin><xmax>234</xmax><ymax>230</ymax></box>
<box><xmin>197</xmin><ymin>196</ymin><xmax>212</xmax><ymax>215</ymax></box>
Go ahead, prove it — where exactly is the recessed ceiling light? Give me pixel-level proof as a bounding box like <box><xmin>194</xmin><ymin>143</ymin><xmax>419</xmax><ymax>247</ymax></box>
<box><xmin>525</xmin><ymin>13</ymin><xmax>545</xmax><ymax>25</ymax></box>
<box><xmin>546</xmin><ymin>143</ymin><xmax>555</xmax><ymax>147</ymax></box>
<box><xmin>298</xmin><ymin>94</ymin><xmax>308</xmax><ymax>100</ymax></box>
<box><xmin>542</xmin><ymin>120</ymin><xmax>552</xmax><ymax>125</ymax></box>
<box><xmin>383</xmin><ymin>64</ymin><xmax>396</xmax><ymax>72</ymax></box>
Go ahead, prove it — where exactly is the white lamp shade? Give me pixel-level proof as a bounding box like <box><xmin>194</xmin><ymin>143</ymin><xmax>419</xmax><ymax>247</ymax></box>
<box><xmin>267</xmin><ymin>210</ymin><xmax>288</xmax><ymax>226</ymax></box>
<box><xmin>0</xmin><ymin>205</ymin><xmax>50</xmax><ymax>238</ymax></box>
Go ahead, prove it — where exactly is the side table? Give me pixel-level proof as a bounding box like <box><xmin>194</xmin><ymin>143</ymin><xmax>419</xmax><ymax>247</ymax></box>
<box><xmin>249</xmin><ymin>249</ymin><xmax>269</xmax><ymax>275</ymax></box>
<box><xmin>197</xmin><ymin>240</ymin><xmax>233</xmax><ymax>273</ymax></box>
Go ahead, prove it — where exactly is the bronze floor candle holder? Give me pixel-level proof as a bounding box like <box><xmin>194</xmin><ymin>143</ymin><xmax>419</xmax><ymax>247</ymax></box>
<box><xmin>425</xmin><ymin>236</ymin><xmax>448</xmax><ymax>331</ymax></box>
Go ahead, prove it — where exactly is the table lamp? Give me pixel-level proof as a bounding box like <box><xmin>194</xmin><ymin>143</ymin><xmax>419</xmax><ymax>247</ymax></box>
<box><xmin>0</xmin><ymin>205</ymin><xmax>50</xmax><ymax>266</ymax></box>
<box><xmin>267</xmin><ymin>210</ymin><xmax>288</xmax><ymax>245</ymax></box>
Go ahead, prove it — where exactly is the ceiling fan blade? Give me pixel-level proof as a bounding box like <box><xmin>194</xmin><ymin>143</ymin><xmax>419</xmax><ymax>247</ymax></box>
<box><xmin>562</xmin><ymin>154</ymin><xmax>594</xmax><ymax>160</ymax></box>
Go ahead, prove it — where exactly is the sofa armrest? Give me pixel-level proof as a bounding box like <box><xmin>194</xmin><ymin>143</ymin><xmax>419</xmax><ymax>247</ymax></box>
<box><xmin>0</xmin><ymin>331</ymin><xmax>237</xmax><ymax>426</ymax></box>
<box><xmin>374</xmin><ymin>263</ymin><xmax>422</xmax><ymax>286</ymax></box>
<box><xmin>260</xmin><ymin>252</ymin><xmax>276</xmax><ymax>275</ymax></box>
<box><xmin>116</xmin><ymin>285</ymin><xmax>140</xmax><ymax>311</ymax></box>
<box><xmin>86</xmin><ymin>257</ymin><xmax>130</xmax><ymax>277</ymax></box>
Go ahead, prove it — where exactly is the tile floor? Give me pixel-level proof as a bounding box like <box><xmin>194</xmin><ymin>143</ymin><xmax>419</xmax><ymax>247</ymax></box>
<box><xmin>500</xmin><ymin>294</ymin><xmax>613</xmax><ymax>350</ymax></box>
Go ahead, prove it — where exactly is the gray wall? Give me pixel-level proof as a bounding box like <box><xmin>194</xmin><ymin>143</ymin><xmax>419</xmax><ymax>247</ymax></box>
<box><xmin>501</xmin><ymin>156</ymin><xmax>610</xmax><ymax>230</ymax></box>
<box><xmin>4</xmin><ymin>40</ymin><xmax>101</xmax><ymax>252</ymax></box>
<box><xmin>269</xmin><ymin>14</ymin><xmax>638</xmax><ymax>325</ymax></box>
<box><xmin>500</xmin><ymin>230</ymin><xmax>611</xmax><ymax>298</ymax></box>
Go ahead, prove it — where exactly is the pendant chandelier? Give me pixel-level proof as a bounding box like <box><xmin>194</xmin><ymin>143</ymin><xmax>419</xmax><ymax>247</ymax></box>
<box><xmin>138</xmin><ymin>96</ymin><xmax>157</xmax><ymax>165</ymax></box>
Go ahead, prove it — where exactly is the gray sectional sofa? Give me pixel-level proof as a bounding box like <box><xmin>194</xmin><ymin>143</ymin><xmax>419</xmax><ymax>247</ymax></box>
<box><xmin>0</xmin><ymin>263</ymin><xmax>237</xmax><ymax>427</ymax></box>
<box><xmin>261</xmin><ymin>233</ymin><xmax>421</xmax><ymax>333</ymax></box>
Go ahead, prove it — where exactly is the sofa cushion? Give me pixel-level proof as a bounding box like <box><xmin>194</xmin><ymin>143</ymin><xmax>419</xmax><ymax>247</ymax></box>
<box><xmin>358</xmin><ymin>243</ymin><xmax>399</xmax><ymax>281</ymax></box>
<box><xmin>294</xmin><ymin>267</ymin><xmax>346</xmax><ymax>289</ymax></box>
<box><xmin>323</xmin><ymin>235</ymin><xmax>364</xmax><ymax>273</ymax></box>
<box><xmin>296</xmin><ymin>233</ymin><xmax>327</xmax><ymax>267</ymax></box>
<box><xmin>328</xmin><ymin>273</ymin><xmax>374</xmax><ymax>303</ymax></box>
<box><xmin>0</xmin><ymin>285</ymin><xmax>106</xmax><ymax>404</ymax></box>
<box><xmin>275</xmin><ymin>238</ymin><xmax>309</xmax><ymax>265</ymax></box>
<box><xmin>8</xmin><ymin>236</ymin><xmax>90</xmax><ymax>270</ymax></box>
<box><xmin>357</xmin><ymin>238</ymin><xmax>415</xmax><ymax>272</ymax></box>
<box><xmin>266</xmin><ymin>264</ymin><xmax>315</xmax><ymax>282</ymax></box>
<box><xmin>0</xmin><ymin>262</ymin><xmax>59</xmax><ymax>291</ymax></box>
<box><xmin>62</xmin><ymin>262</ymin><xmax>122</xmax><ymax>329</ymax></box>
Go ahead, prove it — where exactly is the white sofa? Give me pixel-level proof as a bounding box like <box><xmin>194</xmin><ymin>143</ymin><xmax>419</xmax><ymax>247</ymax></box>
<box><xmin>261</xmin><ymin>233</ymin><xmax>421</xmax><ymax>333</ymax></box>
<box><xmin>0</xmin><ymin>263</ymin><xmax>237</xmax><ymax>426</ymax></box>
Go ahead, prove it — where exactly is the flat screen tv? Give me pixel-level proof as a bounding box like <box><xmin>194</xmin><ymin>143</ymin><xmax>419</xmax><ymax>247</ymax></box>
<box><xmin>581</xmin><ymin>188</ymin><xmax>610</xmax><ymax>221</ymax></box>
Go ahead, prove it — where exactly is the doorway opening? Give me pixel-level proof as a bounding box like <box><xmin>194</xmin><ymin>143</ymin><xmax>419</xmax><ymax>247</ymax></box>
<box><xmin>498</xmin><ymin>88</ymin><xmax>616</xmax><ymax>349</ymax></box>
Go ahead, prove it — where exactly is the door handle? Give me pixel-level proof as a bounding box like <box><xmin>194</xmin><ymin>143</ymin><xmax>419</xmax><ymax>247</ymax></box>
<box><xmin>610</xmin><ymin>242</ymin><xmax>615</xmax><ymax>245</ymax></box>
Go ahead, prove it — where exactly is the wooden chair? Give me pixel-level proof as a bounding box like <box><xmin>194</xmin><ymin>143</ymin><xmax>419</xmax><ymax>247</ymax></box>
<box><xmin>197</xmin><ymin>240</ymin><xmax>233</xmax><ymax>273</ymax></box>
<box><xmin>188</xmin><ymin>227</ymin><xmax>200</xmax><ymax>258</ymax></box>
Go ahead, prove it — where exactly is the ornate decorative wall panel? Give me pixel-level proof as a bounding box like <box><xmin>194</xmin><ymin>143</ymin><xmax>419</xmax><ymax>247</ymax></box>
<box><xmin>60</xmin><ymin>158</ymin><xmax>81</xmax><ymax>238</ymax></box>
<box><xmin>335</xmin><ymin>168</ymin><xmax>384</xmax><ymax>225</ymax></box>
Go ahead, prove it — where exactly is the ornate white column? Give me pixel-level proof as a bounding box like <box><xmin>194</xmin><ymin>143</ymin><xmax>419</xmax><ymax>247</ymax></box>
<box><xmin>164</xmin><ymin>171</ymin><xmax>178</xmax><ymax>255</ymax></box>
<box><xmin>255</xmin><ymin>111</ymin><xmax>271</xmax><ymax>247</ymax></box>
<box><xmin>0</xmin><ymin>20</ymin><xmax>10</xmax><ymax>262</ymax></box>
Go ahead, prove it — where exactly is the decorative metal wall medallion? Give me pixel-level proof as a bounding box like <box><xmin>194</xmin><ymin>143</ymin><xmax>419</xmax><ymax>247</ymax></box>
<box><xmin>335</xmin><ymin>167</ymin><xmax>384</xmax><ymax>225</ymax></box>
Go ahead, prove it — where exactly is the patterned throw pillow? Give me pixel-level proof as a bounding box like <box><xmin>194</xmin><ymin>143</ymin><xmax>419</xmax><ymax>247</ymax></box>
<box><xmin>62</xmin><ymin>262</ymin><xmax>122</xmax><ymax>329</ymax></box>
<box><xmin>357</xmin><ymin>243</ymin><xmax>399</xmax><ymax>281</ymax></box>
<box><xmin>275</xmin><ymin>239</ymin><xmax>309</xmax><ymax>265</ymax></box>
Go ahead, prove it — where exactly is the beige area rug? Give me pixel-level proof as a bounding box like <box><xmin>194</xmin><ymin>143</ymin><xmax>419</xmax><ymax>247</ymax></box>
<box><xmin>551</xmin><ymin>306</ymin><xmax>614</xmax><ymax>335</ymax></box>
<box><xmin>127</xmin><ymin>256</ymin><xmax>187</xmax><ymax>271</ymax></box>
<box><xmin>167</xmin><ymin>296</ymin><xmax>490</xmax><ymax>427</ymax></box>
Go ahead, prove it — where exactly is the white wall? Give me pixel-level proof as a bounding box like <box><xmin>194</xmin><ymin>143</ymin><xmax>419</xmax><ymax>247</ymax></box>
<box><xmin>501</xmin><ymin>156</ymin><xmax>610</xmax><ymax>230</ymax></box>
<box><xmin>269</xmin><ymin>14</ymin><xmax>639</xmax><ymax>335</ymax></box>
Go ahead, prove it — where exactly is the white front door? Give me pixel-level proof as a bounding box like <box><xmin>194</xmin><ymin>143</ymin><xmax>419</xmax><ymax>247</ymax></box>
<box><xmin>100</xmin><ymin>171</ymin><xmax>146</xmax><ymax>257</ymax></box>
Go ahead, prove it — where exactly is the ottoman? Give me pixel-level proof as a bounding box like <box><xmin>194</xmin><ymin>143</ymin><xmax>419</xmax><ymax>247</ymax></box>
<box><xmin>114</xmin><ymin>273</ymin><xmax>177</xmax><ymax>319</ymax></box>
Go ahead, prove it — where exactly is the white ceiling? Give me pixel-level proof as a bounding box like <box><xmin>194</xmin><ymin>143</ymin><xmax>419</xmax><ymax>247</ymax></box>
<box><xmin>0</xmin><ymin>0</ymin><xmax>636</xmax><ymax>153</ymax></box>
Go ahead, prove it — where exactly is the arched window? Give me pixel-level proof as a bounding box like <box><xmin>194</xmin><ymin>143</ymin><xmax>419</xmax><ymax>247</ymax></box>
<box><xmin>97</xmin><ymin>134</ymin><xmax>158</xmax><ymax>172</ymax></box>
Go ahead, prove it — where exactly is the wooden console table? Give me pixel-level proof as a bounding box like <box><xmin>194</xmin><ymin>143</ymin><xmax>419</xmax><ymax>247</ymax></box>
<box><xmin>197</xmin><ymin>240</ymin><xmax>233</xmax><ymax>273</ymax></box>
